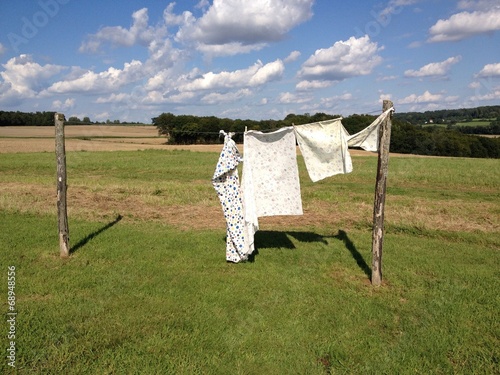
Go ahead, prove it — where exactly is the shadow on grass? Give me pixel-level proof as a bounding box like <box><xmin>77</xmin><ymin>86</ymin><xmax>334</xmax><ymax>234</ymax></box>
<box><xmin>255</xmin><ymin>230</ymin><xmax>328</xmax><ymax>249</ymax></box>
<box><xmin>252</xmin><ymin>229</ymin><xmax>371</xmax><ymax>278</ymax></box>
<box><xmin>333</xmin><ymin>230</ymin><xmax>371</xmax><ymax>279</ymax></box>
<box><xmin>70</xmin><ymin>215</ymin><xmax>122</xmax><ymax>254</ymax></box>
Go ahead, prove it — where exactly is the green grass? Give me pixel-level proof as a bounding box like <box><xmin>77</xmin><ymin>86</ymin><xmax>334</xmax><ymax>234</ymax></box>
<box><xmin>1</xmin><ymin>149</ymin><xmax>499</xmax><ymax>374</ymax></box>
<box><xmin>455</xmin><ymin>120</ymin><xmax>493</xmax><ymax>127</ymax></box>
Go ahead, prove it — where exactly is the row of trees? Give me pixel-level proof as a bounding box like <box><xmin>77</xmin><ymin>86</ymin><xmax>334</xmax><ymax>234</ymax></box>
<box><xmin>153</xmin><ymin>112</ymin><xmax>500</xmax><ymax>159</ymax></box>
<box><xmin>0</xmin><ymin>111</ymin><xmax>56</xmax><ymax>126</ymax></box>
<box><xmin>0</xmin><ymin>111</ymin><xmax>136</xmax><ymax>126</ymax></box>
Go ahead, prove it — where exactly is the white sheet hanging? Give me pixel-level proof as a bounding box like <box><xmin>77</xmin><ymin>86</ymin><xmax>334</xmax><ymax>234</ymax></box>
<box><xmin>242</xmin><ymin>127</ymin><xmax>303</xmax><ymax>244</ymax></box>
<box><xmin>294</xmin><ymin>118</ymin><xmax>353</xmax><ymax>182</ymax></box>
<box><xmin>347</xmin><ymin>107</ymin><xmax>394</xmax><ymax>152</ymax></box>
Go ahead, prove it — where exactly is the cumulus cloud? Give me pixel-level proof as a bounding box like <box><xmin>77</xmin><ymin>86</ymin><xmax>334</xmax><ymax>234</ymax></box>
<box><xmin>428</xmin><ymin>8</ymin><xmax>500</xmax><ymax>42</ymax></box>
<box><xmin>44</xmin><ymin>60</ymin><xmax>144</xmax><ymax>94</ymax></box>
<box><xmin>278</xmin><ymin>91</ymin><xmax>313</xmax><ymax>104</ymax></box>
<box><xmin>284</xmin><ymin>51</ymin><xmax>301</xmax><ymax>64</ymax></box>
<box><xmin>52</xmin><ymin>98</ymin><xmax>76</xmax><ymax>111</ymax></box>
<box><xmin>404</xmin><ymin>56</ymin><xmax>462</xmax><ymax>78</ymax></box>
<box><xmin>80</xmin><ymin>8</ymin><xmax>164</xmax><ymax>53</ymax></box>
<box><xmin>296</xmin><ymin>80</ymin><xmax>333</xmax><ymax>91</ymax></box>
<box><xmin>201</xmin><ymin>88</ymin><xmax>252</xmax><ymax>104</ymax></box>
<box><xmin>399</xmin><ymin>90</ymin><xmax>443</xmax><ymax>104</ymax></box>
<box><xmin>175</xmin><ymin>0</ymin><xmax>314</xmax><ymax>56</ymax></box>
<box><xmin>178</xmin><ymin>59</ymin><xmax>284</xmax><ymax>92</ymax></box>
<box><xmin>474</xmin><ymin>63</ymin><xmax>500</xmax><ymax>78</ymax></box>
<box><xmin>320</xmin><ymin>93</ymin><xmax>353</xmax><ymax>108</ymax></box>
<box><xmin>469</xmin><ymin>86</ymin><xmax>500</xmax><ymax>101</ymax></box>
<box><xmin>297</xmin><ymin>35</ymin><xmax>383</xmax><ymax>86</ymax></box>
<box><xmin>0</xmin><ymin>54</ymin><xmax>65</xmax><ymax>98</ymax></box>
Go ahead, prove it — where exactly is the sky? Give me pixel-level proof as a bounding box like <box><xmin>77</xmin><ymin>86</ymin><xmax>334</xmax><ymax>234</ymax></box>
<box><xmin>0</xmin><ymin>0</ymin><xmax>499</xmax><ymax>123</ymax></box>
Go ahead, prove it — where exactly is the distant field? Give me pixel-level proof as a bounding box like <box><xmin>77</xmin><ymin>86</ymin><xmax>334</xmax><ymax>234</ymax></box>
<box><xmin>455</xmin><ymin>120</ymin><xmax>491</xmax><ymax>127</ymax></box>
<box><xmin>421</xmin><ymin>119</ymin><xmax>493</xmax><ymax>128</ymax></box>
<box><xmin>0</xmin><ymin>125</ymin><xmax>375</xmax><ymax>155</ymax></box>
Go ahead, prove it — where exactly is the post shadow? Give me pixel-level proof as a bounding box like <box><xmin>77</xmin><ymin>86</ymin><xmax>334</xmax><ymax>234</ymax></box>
<box><xmin>70</xmin><ymin>214</ymin><xmax>122</xmax><ymax>254</ymax></box>
<box><xmin>334</xmin><ymin>230</ymin><xmax>371</xmax><ymax>278</ymax></box>
<box><xmin>221</xmin><ymin>229</ymin><xmax>372</xmax><ymax>278</ymax></box>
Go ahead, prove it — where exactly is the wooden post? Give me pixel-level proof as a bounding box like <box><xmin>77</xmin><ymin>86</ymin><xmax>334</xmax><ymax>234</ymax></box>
<box><xmin>371</xmin><ymin>100</ymin><xmax>393</xmax><ymax>286</ymax></box>
<box><xmin>55</xmin><ymin>113</ymin><xmax>69</xmax><ymax>258</ymax></box>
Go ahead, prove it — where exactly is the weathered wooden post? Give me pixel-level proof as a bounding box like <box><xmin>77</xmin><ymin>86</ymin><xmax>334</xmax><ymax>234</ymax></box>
<box><xmin>55</xmin><ymin>113</ymin><xmax>69</xmax><ymax>258</ymax></box>
<box><xmin>371</xmin><ymin>100</ymin><xmax>393</xmax><ymax>286</ymax></box>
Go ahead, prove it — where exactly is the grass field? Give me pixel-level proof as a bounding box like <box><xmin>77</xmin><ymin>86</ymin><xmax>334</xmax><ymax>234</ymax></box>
<box><xmin>1</xmin><ymin>128</ymin><xmax>499</xmax><ymax>374</ymax></box>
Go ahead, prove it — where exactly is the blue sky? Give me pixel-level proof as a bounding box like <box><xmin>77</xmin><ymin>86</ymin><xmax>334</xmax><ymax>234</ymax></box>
<box><xmin>0</xmin><ymin>0</ymin><xmax>499</xmax><ymax>123</ymax></box>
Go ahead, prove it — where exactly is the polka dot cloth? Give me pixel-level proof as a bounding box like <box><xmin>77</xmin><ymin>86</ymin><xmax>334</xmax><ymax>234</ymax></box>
<box><xmin>212</xmin><ymin>136</ymin><xmax>248</xmax><ymax>263</ymax></box>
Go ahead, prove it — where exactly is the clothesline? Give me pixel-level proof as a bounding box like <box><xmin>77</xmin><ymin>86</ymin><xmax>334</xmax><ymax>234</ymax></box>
<box><xmin>212</xmin><ymin>107</ymin><xmax>394</xmax><ymax>262</ymax></box>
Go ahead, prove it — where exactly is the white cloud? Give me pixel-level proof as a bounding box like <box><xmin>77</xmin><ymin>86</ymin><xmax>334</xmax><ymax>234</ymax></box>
<box><xmin>0</xmin><ymin>43</ymin><xmax>6</xmax><ymax>55</ymax></box>
<box><xmin>297</xmin><ymin>35</ymin><xmax>383</xmax><ymax>84</ymax></box>
<box><xmin>80</xmin><ymin>8</ymin><xmax>164</xmax><ymax>53</ymax></box>
<box><xmin>474</xmin><ymin>63</ymin><xmax>500</xmax><ymax>78</ymax></box>
<box><xmin>399</xmin><ymin>90</ymin><xmax>443</xmax><ymax>104</ymax></box>
<box><xmin>278</xmin><ymin>91</ymin><xmax>313</xmax><ymax>104</ymax></box>
<box><xmin>470</xmin><ymin>86</ymin><xmax>500</xmax><ymax>101</ymax></box>
<box><xmin>201</xmin><ymin>88</ymin><xmax>252</xmax><ymax>104</ymax></box>
<box><xmin>428</xmin><ymin>8</ymin><xmax>500</xmax><ymax>42</ymax></box>
<box><xmin>0</xmin><ymin>54</ymin><xmax>65</xmax><ymax>98</ymax></box>
<box><xmin>44</xmin><ymin>60</ymin><xmax>144</xmax><ymax>94</ymax></box>
<box><xmin>320</xmin><ymin>93</ymin><xmax>353</xmax><ymax>108</ymax></box>
<box><xmin>179</xmin><ymin>59</ymin><xmax>284</xmax><ymax>92</ymax></box>
<box><xmin>284</xmin><ymin>51</ymin><xmax>301</xmax><ymax>64</ymax></box>
<box><xmin>377</xmin><ymin>75</ymin><xmax>398</xmax><ymax>82</ymax></box>
<box><xmin>458</xmin><ymin>0</ymin><xmax>500</xmax><ymax>11</ymax></box>
<box><xmin>175</xmin><ymin>0</ymin><xmax>314</xmax><ymax>56</ymax></box>
<box><xmin>379</xmin><ymin>93</ymin><xmax>392</xmax><ymax>101</ymax></box>
<box><xmin>52</xmin><ymin>98</ymin><xmax>75</xmax><ymax>111</ymax></box>
<box><xmin>380</xmin><ymin>0</ymin><xmax>421</xmax><ymax>19</ymax></box>
<box><xmin>296</xmin><ymin>80</ymin><xmax>334</xmax><ymax>91</ymax></box>
<box><xmin>404</xmin><ymin>56</ymin><xmax>462</xmax><ymax>78</ymax></box>
<box><xmin>95</xmin><ymin>93</ymin><xmax>131</xmax><ymax>104</ymax></box>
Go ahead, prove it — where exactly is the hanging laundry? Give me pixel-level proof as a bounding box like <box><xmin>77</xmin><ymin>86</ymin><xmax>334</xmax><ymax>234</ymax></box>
<box><xmin>242</xmin><ymin>127</ymin><xmax>303</xmax><ymax>243</ymax></box>
<box><xmin>294</xmin><ymin>118</ymin><xmax>353</xmax><ymax>182</ymax></box>
<box><xmin>347</xmin><ymin>107</ymin><xmax>394</xmax><ymax>152</ymax></box>
<box><xmin>212</xmin><ymin>132</ymin><xmax>251</xmax><ymax>263</ymax></box>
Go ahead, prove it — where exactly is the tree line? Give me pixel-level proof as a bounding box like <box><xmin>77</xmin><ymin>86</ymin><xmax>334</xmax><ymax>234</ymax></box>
<box><xmin>0</xmin><ymin>111</ymin><xmax>139</xmax><ymax>126</ymax></box>
<box><xmin>153</xmin><ymin>112</ymin><xmax>500</xmax><ymax>159</ymax></box>
<box><xmin>1</xmin><ymin>108</ymin><xmax>498</xmax><ymax>158</ymax></box>
<box><xmin>0</xmin><ymin>111</ymin><xmax>56</xmax><ymax>126</ymax></box>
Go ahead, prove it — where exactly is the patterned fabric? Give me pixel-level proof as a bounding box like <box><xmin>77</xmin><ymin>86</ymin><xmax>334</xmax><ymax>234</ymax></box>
<box><xmin>242</xmin><ymin>127</ymin><xmax>303</xmax><ymax>234</ymax></box>
<box><xmin>294</xmin><ymin>118</ymin><xmax>353</xmax><ymax>182</ymax></box>
<box><xmin>347</xmin><ymin>107</ymin><xmax>394</xmax><ymax>152</ymax></box>
<box><xmin>212</xmin><ymin>135</ymin><xmax>249</xmax><ymax>263</ymax></box>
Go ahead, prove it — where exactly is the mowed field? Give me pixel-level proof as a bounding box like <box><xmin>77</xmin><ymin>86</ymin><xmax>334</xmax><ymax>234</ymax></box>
<box><xmin>0</xmin><ymin>125</ymin><xmax>224</xmax><ymax>153</ymax></box>
<box><xmin>0</xmin><ymin>125</ymin><xmax>379</xmax><ymax>155</ymax></box>
<box><xmin>1</xmin><ymin>125</ymin><xmax>499</xmax><ymax>374</ymax></box>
